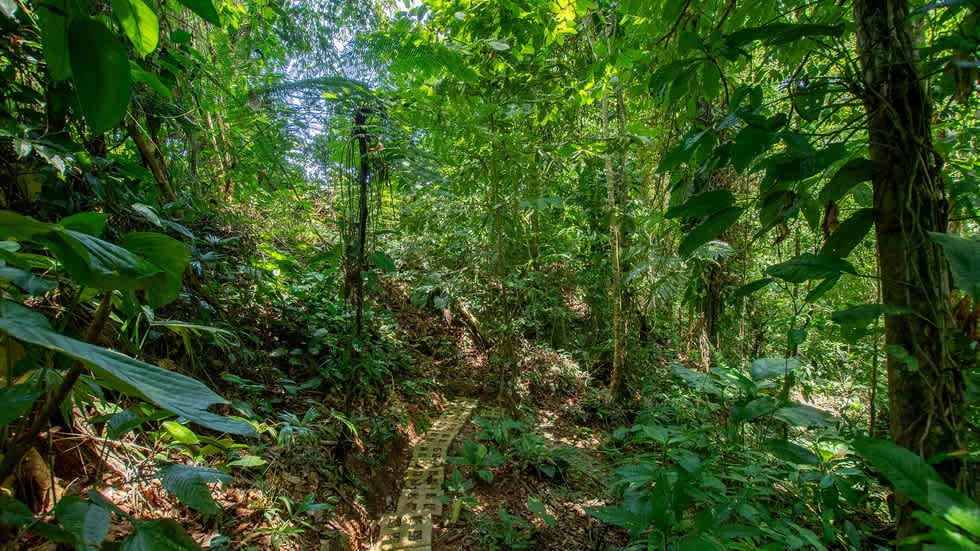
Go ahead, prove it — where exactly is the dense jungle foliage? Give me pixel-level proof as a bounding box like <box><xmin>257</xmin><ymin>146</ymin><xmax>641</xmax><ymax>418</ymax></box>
<box><xmin>0</xmin><ymin>0</ymin><xmax>978</xmax><ymax>549</ymax></box>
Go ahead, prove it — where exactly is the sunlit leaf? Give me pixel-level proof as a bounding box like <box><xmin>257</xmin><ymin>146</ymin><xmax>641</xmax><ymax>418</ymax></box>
<box><xmin>111</xmin><ymin>0</ymin><xmax>159</xmax><ymax>57</ymax></box>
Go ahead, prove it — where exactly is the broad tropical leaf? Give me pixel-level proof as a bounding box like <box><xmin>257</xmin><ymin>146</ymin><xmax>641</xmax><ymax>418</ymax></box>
<box><xmin>68</xmin><ymin>17</ymin><xmax>132</xmax><ymax>134</ymax></box>
<box><xmin>0</xmin><ymin>301</ymin><xmax>256</xmax><ymax>436</ymax></box>
<box><xmin>157</xmin><ymin>464</ymin><xmax>232</xmax><ymax>515</ymax></box>
<box><xmin>765</xmin><ymin>253</ymin><xmax>856</xmax><ymax>283</ymax></box>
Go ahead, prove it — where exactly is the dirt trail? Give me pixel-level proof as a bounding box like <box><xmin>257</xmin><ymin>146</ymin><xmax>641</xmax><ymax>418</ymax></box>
<box><xmin>373</xmin><ymin>399</ymin><xmax>477</xmax><ymax>551</ymax></box>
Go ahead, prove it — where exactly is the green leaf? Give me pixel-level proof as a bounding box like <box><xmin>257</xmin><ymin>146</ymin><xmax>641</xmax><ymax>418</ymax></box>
<box><xmin>119</xmin><ymin>232</ymin><xmax>190</xmax><ymax>307</ymax></box>
<box><xmin>665</xmin><ymin>190</ymin><xmax>736</xmax><ymax>219</ymax></box>
<box><xmin>765</xmin><ymin>439</ymin><xmax>820</xmax><ymax>465</ymax></box>
<box><xmin>678</xmin><ymin>207</ymin><xmax>743</xmax><ymax>257</ymax></box>
<box><xmin>48</xmin><ymin>230</ymin><xmax>161</xmax><ymax>291</ymax></box>
<box><xmin>886</xmin><ymin>344</ymin><xmax>919</xmax><ymax>372</ymax></box>
<box><xmin>488</xmin><ymin>40</ymin><xmax>510</xmax><ymax>51</ymax></box>
<box><xmin>765</xmin><ymin>253</ymin><xmax>856</xmax><ymax>283</ymax></box>
<box><xmin>111</xmin><ymin>0</ymin><xmax>159</xmax><ymax>57</ymax></box>
<box><xmin>370</xmin><ymin>250</ymin><xmax>396</xmax><ymax>273</ymax></box>
<box><xmin>0</xmin><ymin>266</ymin><xmax>56</xmax><ymax>295</ymax></box>
<box><xmin>55</xmin><ymin>496</ymin><xmax>111</xmax><ymax>548</ymax></box>
<box><xmin>928</xmin><ymin>232</ymin><xmax>980</xmax><ymax>301</ymax></box>
<box><xmin>750</xmin><ymin>357</ymin><xmax>801</xmax><ymax>380</ymax></box>
<box><xmin>1</xmin><ymin>495</ymin><xmax>74</xmax><ymax>543</ymax></box>
<box><xmin>854</xmin><ymin>437</ymin><xmax>944</xmax><ymax>510</ymax></box>
<box><xmin>162</xmin><ymin>420</ymin><xmax>200</xmax><ymax>445</ymax></box>
<box><xmin>731</xmin><ymin>278</ymin><xmax>772</xmax><ymax>300</ymax></box>
<box><xmin>732</xmin><ymin>125</ymin><xmax>777</xmax><ymax>173</ymax></box>
<box><xmin>805</xmin><ymin>275</ymin><xmax>840</xmax><ymax>303</ymax></box>
<box><xmin>60</xmin><ymin>212</ymin><xmax>109</xmax><ymax>237</ymax></box>
<box><xmin>68</xmin><ymin>17</ymin><xmax>132</xmax><ymax>134</ymax></box>
<box><xmin>774</xmin><ymin>403</ymin><xmax>835</xmax><ymax>427</ymax></box>
<box><xmin>0</xmin><ymin>384</ymin><xmax>41</xmax><ymax>427</ymax></box>
<box><xmin>37</xmin><ymin>6</ymin><xmax>71</xmax><ymax>80</ymax></box>
<box><xmin>226</xmin><ymin>455</ymin><xmax>267</xmax><ymax>468</ymax></box>
<box><xmin>585</xmin><ymin>505</ymin><xmax>647</xmax><ymax>533</ymax></box>
<box><xmin>926</xmin><ymin>479</ymin><xmax>980</xmax><ymax>536</ymax></box>
<box><xmin>793</xmin><ymin>79</ymin><xmax>830</xmax><ymax>122</ymax></box>
<box><xmin>0</xmin><ymin>301</ymin><xmax>256</xmax><ymax>436</ymax></box>
<box><xmin>158</xmin><ymin>464</ymin><xmax>231</xmax><ymax>515</ymax></box>
<box><xmin>175</xmin><ymin>0</ymin><xmax>220</xmax><ymax>25</ymax></box>
<box><xmin>821</xmin><ymin>208</ymin><xmax>874</xmax><ymax>258</ymax></box>
<box><xmin>672</xmin><ymin>363</ymin><xmax>724</xmax><ymax>397</ymax></box>
<box><xmin>657</xmin><ymin>129</ymin><xmax>712</xmax><ymax>173</ymax></box>
<box><xmin>122</xmin><ymin>519</ymin><xmax>202</xmax><ymax>551</ymax></box>
<box><xmin>831</xmin><ymin>303</ymin><xmax>909</xmax><ymax>325</ymax></box>
<box><xmin>726</xmin><ymin>23</ymin><xmax>845</xmax><ymax>48</ymax></box>
<box><xmin>730</xmin><ymin>397</ymin><xmax>777</xmax><ymax>423</ymax></box>
<box><xmin>677</xmin><ymin>533</ymin><xmax>725</xmax><ymax>551</ymax></box>
<box><xmin>819</xmin><ymin>158</ymin><xmax>875</xmax><ymax>203</ymax></box>
<box><xmin>0</xmin><ymin>210</ymin><xmax>54</xmax><ymax>241</ymax></box>
<box><xmin>130</xmin><ymin>63</ymin><xmax>173</xmax><ymax>99</ymax></box>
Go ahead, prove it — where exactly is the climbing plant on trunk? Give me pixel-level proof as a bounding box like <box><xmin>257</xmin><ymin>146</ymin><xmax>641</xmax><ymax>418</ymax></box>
<box><xmin>853</xmin><ymin>0</ymin><xmax>975</xmax><ymax>536</ymax></box>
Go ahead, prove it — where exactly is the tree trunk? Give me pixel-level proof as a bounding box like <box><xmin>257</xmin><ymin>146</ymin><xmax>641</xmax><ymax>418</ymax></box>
<box><xmin>603</xmin><ymin>84</ymin><xmax>629</xmax><ymax>401</ymax></box>
<box><xmin>852</xmin><ymin>0</ymin><xmax>973</xmax><ymax>539</ymax></box>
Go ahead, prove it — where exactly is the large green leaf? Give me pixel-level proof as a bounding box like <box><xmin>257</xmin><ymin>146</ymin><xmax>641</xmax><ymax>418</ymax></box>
<box><xmin>0</xmin><ymin>384</ymin><xmax>41</xmax><ymax>427</ymax></box>
<box><xmin>68</xmin><ymin>17</ymin><xmax>132</xmax><ymax>134</ymax></box>
<box><xmin>0</xmin><ymin>495</ymin><xmax>74</xmax><ymax>543</ymax></box>
<box><xmin>820</xmin><ymin>208</ymin><xmax>874</xmax><ymax>258</ymax></box>
<box><xmin>59</xmin><ymin>212</ymin><xmax>109</xmax><ymax>237</ymax></box>
<box><xmin>678</xmin><ymin>207</ymin><xmax>743</xmax><ymax>257</ymax></box>
<box><xmin>731</xmin><ymin>125</ymin><xmax>777</xmax><ymax>173</ymax></box>
<box><xmin>55</xmin><ymin>496</ymin><xmax>111</xmax><ymax>548</ymax></box>
<box><xmin>677</xmin><ymin>533</ymin><xmax>725</xmax><ymax>551</ymax></box>
<box><xmin>819</xmin><ymin>158</ymin><xmax>875</xmax><ymax>203</ymax></box>
<box><xmin>111</xmin><ymin>0</ymin><xmax>159</xmax><ymax>57</ymax></box>
<box><xmin>0</xmin><ymin>301</ymin><xmax>256</xmax><ymax>436</ymax></box>
<box><xmin>37</xmin><ymin>6</ymin><xmax>71</xmax><ymax>80</ymax></box>
<box><xmin>765</xmin><ymin>439</ymin><xmax>820</xmax><ymax>465</ymax></box>
<box><xmin>0</xmin><ymin>265</ymin><xmax>56</xmax><ymax>295</ymax></box>
<box><xmin>731</xmin><ymin>278</ymin><xmax>772</xmax><ymax>300</ymax></box>
<box><xmin>726</xmin><ymin>23</ymin><xmax>845</xmax><ymax>48</ymax></box>
<box><xmin>120</xmin><ymin>232</ymin><xmax>190</xmax><ymax>307</ymax></box>
<box><xmin>926</xmin><ymin>479</ymin><xmax>980</xmax><ymax>536</ymax></box>
<box><xmin>585</xmin><ymin>505</ymin><xmax>648</xmax><ymax>533</ymax></box>
<box><xmin>122</xmin><ymin>519</ymin><xmax>202</xmax><ymax>551</ymax></box>
<box><xmin>672</xmin><ymin>363</ymin><xmax>724</xmax><ymax>397</ymax></box>
<box><xmin>750</xmin><ymin>357</ymin><xmax>801</xmax><ymax>380</ymax></box>
<box><xmin>47</xmin><ymin>230</ymin><xmax>161</xmax><ymax>290</ymax></box>
<box><xmin>773</xmin><ymin>403</ymin><xmax>835</xmax><ymax>427</ymax></box>
<box><xmin>665</xmin><ymin>190</ymin><xmax>736</xmax><ymax>219</ymax></box>
<box><xmin>0</xmin><ymin>210</ymin><xmax>53</xmax><ymax>240</ymax></box>
<box><xmin>853</xmin><ymin>437</ymin><xmax>943</xmax><ymax>510</ymax></box>
<box><xmin>730</xmin><ymin>397</ymin><xmax>777</xmax><ymax>424</ymax></box>
<box><xmin>928</xmin><ymin>232</ymin><xmax>980</xmax><ymax>300</ymax></box>
<box><xmin>805</xmin><ymin>275</ymin><xmax>841</xmax><ymax>303</ymax></box>
<box><xmin>765</xmin><ymin>253</ymin><xmax>856</xmax><ymax>283</ymax></box>
<box><xmin>793</xmin><ymin>78</ymin><xmax>830</xmax><ymax>122</ymax></box>
<box><xmin>158</xmin><ymin>464</ymin><xmax>232</xmax><ymax>515</ymax></box>
<box><xmin>175</xmin><ymin>0</ymin><xmax>220</xmax><ymax>25</ymax></box>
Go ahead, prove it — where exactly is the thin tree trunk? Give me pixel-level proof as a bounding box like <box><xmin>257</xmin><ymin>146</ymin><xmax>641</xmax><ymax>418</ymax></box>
<box><xmin>126</xmin><ymin>120</ymin><xmax>176</xmax><ymax>203</ymax></box>
<box><xmin>603</xmin><ymin>85</ymin><xmax>628</xmax><ymax>400</ymax></box>
<box><xmin>853</xmin><ymin>0</ymin><xmax>973</xmax><ymax>539</ymax></box>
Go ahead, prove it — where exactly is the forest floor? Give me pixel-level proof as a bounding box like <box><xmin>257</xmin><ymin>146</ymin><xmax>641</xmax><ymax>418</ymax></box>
<box><xmin>10</xmin><ymin>276</ymin><xmax>635</xmax><ymax>551</ymax></box>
